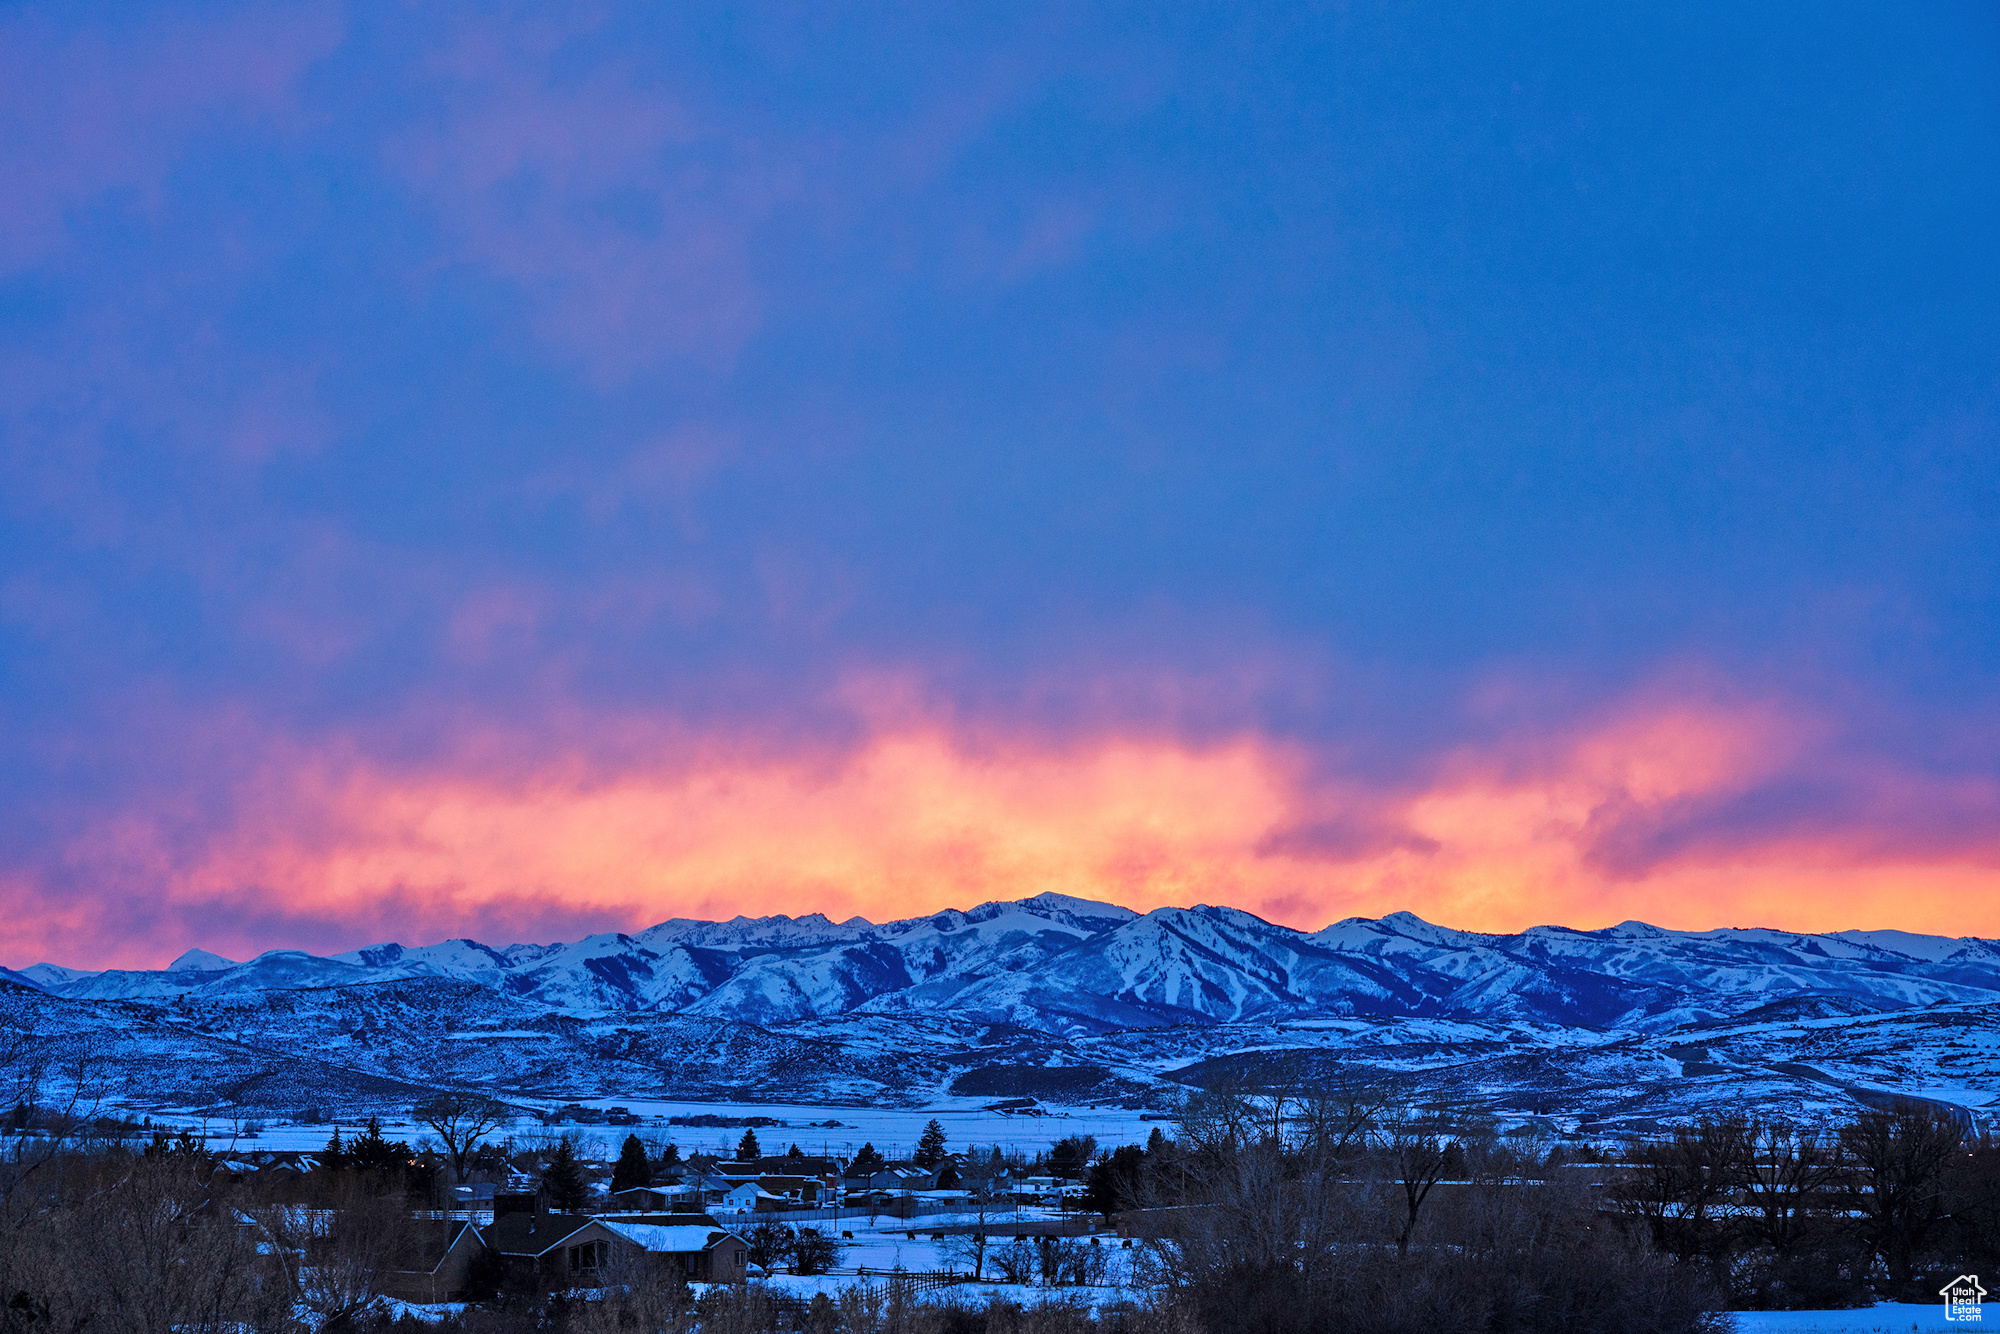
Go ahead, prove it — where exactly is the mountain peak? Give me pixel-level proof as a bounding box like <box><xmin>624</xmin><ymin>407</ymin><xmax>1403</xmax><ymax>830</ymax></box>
<box><xmin>1377</xmin><ymin>910</ymin><xmax>1483</xmax><ymax>947</ymax></box>
<box><xmin>167</xmin><ymin>948</ymin><xmax>238</xmax><ymax>973</ymax></box>
<box><xmin>1601</xmin><ymin>920</ymin><xmax>1671</xmax><ymax>939</ymax></box>
<box><xmin>1012</xmin><ymin>892</ymin><xmax>1139</xmax><ymax>920</ymax></box>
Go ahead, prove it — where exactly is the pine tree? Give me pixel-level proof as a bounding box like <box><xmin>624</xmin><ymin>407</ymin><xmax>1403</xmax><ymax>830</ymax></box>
<box><xmin>611</xmin><ymin>1134</ymin><xmax>651</xmax><ymax>1193</ymax></box>
<box><xmin>915</xmin><ymin>1119</ymin><xmax>948</xmax><ymax>1167</ymax></box>
<box><xmin>852</xmin><ymin>1142</ymin><xmax>885</xmax><ymax>1173</ymax></box>
<box><xmin>322</xmin><ymin>1126</ymin><xmax>349</xmax><ymax>1172</ymax></box>
<box><xmin>787</xmin><ymin>1143</ymin><xmax>805</xmax><ymax>1160</ymax></box>
<box><xmin>348</xmin><ymin>1115</ymin><xmax>411</xmax><ymax>1174</ymax></box>
<box><xmin>543</xmin><ymin>1135</ymin><xmax>588</xmax><ymax>1211</ymax></box>
<box><xmin>737</xmin><ymin>1128</ymin><xmax>761</xmax><ymax>1161</ymax></box>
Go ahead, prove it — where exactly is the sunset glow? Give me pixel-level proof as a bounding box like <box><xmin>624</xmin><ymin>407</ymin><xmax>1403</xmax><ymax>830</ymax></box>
<box><xmin>9</xmin><ymin>681</ymin><xmax>1993</xmax><ymax>970</ymax></box>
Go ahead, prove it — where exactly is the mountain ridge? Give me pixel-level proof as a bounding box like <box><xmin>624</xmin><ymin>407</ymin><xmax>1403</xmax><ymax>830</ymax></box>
<box><xmin>18</xmin><ymin>896</ymin><xmax>2000</xmax><ymax>1035</ymax></box>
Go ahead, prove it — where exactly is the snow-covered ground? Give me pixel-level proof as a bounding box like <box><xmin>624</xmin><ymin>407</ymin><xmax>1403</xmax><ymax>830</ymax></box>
<box><xmin>149</xmin><ymin>1097</ymin><xmax>1162</xmax><ymax>1160</ymax></box>
<box><xmin>1729</xmin><ymin>1304</ymin><xmax>1972</xmax><ymax>1332</ymax></box>
<box><xmin>554</xmin><ymin>1096</ymin><xmax>1163</xmax><ymax>1160</ymax></box>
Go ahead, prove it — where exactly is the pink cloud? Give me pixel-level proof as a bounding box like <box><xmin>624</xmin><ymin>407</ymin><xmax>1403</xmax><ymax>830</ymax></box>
<box><xmin>8</xmin><ymin>669</ymin><xmax>2000</xmax><ymax>971</ymax></box>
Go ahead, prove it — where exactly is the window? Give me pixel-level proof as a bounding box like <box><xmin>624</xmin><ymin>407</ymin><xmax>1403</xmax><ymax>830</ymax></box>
<box><xmin>568</xmin><ymin>1240</ymin><xmax>607</xmax><ymax>1272</ymax></box>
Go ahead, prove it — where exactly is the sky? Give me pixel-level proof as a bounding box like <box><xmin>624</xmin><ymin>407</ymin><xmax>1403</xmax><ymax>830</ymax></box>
<box><xmin>3</xmin><ymin>2</ymin><xmax>1999</xmax><ymax>969</ymax></box>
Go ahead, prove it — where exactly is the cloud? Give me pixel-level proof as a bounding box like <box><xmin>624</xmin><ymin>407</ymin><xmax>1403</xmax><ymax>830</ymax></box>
<box><xmin>0</xmin><ymin>3</ymin><xmax>341</xmax><ymax>274</ymax></box>
<box><xmin>7</xmin><ymin>672</ymin><xmax>2000</xmax><ymax>970</ymax></box>
<box><xmin>387</xmin><ymin>12</ymin><xmax>790</xmax><ymax>381</ymax></box>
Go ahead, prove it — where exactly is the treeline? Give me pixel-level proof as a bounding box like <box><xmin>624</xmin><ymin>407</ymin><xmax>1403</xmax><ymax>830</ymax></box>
<box><xmin>1617</xmin><ymin>1102</ymin><xmax>1999</xmax><ymax>1307</ymax></box>
<box><xmin>1070</xmin><ymin>1078</ymin><xmax>1999</xmax><ymax>1327</ymax></box>
<box><xmin>1075</xmin><ymin>1080</ymin><xmax>1721</xmax><ymax>1334</ymax></box>
<box><xmin>0</xmin><ymin>1127</ymin><xmax>483</xmax><ymax>1333</ymax></box>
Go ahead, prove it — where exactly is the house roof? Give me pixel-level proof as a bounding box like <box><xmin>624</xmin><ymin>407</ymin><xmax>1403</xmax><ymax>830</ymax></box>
<box><xmin>396</xmin><ymin>1222</ymin><xmax>483</xmax><ymax>1273</ymax></box>
<box><xmin>747</xmin><ymin>1155</ymin><xmax>839</xmax><ymax>1175</ymax></box>
<box><xmin>485</xmin><ymin>1213</ymin><xmax>597</xmax><ymax>1257</ymax></box>
<box><xmin>598</xmin><ymin>1221</ymin><xmax>743</xmax><ymax>1255</ymax></box>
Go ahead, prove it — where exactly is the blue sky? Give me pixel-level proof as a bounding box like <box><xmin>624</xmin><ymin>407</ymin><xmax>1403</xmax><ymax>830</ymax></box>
<box><xmin>3</xmin><ymin>2</ymin><xmax>1998</xmax><ymax>965</ymax></box>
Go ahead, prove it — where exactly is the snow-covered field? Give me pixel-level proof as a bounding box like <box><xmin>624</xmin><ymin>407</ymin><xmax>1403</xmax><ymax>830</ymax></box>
<box><xmin>1729</xmin><ymin>1305</ymin><xmax>1972</xmax><ymax>1332</ymax></box>
<box><xmin>157</xmin><ymin>1098</ymin><xmax>1162</xmax><ymax>1160</ymax></box>
<box><xmin>553</xmin><ymin>1097</ymin><xmax>1162</xmax><ymax>1159</ymax></box>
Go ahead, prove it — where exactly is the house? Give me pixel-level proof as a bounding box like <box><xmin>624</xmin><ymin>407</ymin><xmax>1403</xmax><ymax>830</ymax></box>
<box><xmin>716</xmin><ymin>1181</ymin><xmax>785</xmax><ymax>1213</ymax></box>
<box><xmin>662</xmin><ymin>1172</ymin><xmax>736</xmax><ymax>1208</ymax></box>
<box><xmin>597</xmin><ymin>1220</ymin><xmax>749</xmax><ymax>1282</ymax></box>
<box><xmin>450</xmin><ymin>1182</ymin><xmax>500</xmax><ymax>1212</ymax></box>
<box><xmin>599</xmin><ymin>1186</ymin><xmax>674</xmax><ymax>1213</ymax></box>
<box><xmin>957</xmin><ymin>1171</ymin><xmax>1018</xmax><ymax>1201</ymax></box>
<box><xmin>745</xmin><ymin>1154</ymin><xmax>841</xmax><ymax>1180</ymax></box>
<box><xmin>843</xmin><ymin>1164</ymin><xmax>944</xmax><ymax>1193</ymax></box>
<box><xmin>752</xmin><ymin>1174</ymin><xmax>822</xmax><ymax>1205</ymax></box>
<box><xmin>485</xmin><ymin>1207</ymin><xmax>748</xmax><ymax>1287</ymax></box>
<box><xmin>485</xmin><ymin>1212</ymin><xmax>625</xmax><ymax>1288</ymax></box>
<box><xmin>379</xmin><ymin>1221</ymin><xmax>486</xmax><ymax>1304</ymax></box>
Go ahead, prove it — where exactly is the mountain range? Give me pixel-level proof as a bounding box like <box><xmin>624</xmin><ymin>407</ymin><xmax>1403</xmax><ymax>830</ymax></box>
<box><xmin>16</xmin><ymin>894</ymin><xmax>2000</xmax><ymax>1036</ymax></box>
<box><xmin>6</xmin><ymin>895</ymin><xmax>2000</xmax><ymax>1136</ymax></box>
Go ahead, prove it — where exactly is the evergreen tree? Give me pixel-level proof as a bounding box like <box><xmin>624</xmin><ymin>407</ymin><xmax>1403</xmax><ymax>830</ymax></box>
<box><xmin>737</xmin><ymin>1128</ymin><xmax>761</xmax><ymax>1161</ymax></box>
<box><xmin>787</xmin><ymin>1143</ymin><xmax>805</xmax><ymax>1160</ymax></box>
<box><xmin>915</xmin><ymin>1118</ymin><xmax>948</xmax><ymax>1167</ymax></box>
<box><xmin>322</xmin><ymin>1126</ymin><xmax>349</xmax><ymax>1172</ymax></box>
<box><xmin>543</xmin><ymin>1135</ymin><xmax>588</xmax><ymax>1210</ymax></box>
<box><xmin>612</xmin><ymin>1134</ymin><xmax>651</xmax><ymax>1192</ymax></box>
<box><xmin>852</xmin><ymin>1141</ymin><xmax>885</xmax><ymax>1173</ymax></box>
<box><xmin>657</xmin><ymin>1142</ymin><xmax>681</xmax><ymax>1169</ymax></box>
<box><xmin>349</xmin><ymin>1116</ymin><xmax>413</xmax><ymax>1174</ymax></box>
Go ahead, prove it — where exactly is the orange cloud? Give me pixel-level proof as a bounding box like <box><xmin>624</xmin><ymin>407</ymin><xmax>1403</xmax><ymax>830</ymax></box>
<box><xmin>10</xmin><ymin>683</ymin><xmax>2000</xmax><ymax>970</ymax></box>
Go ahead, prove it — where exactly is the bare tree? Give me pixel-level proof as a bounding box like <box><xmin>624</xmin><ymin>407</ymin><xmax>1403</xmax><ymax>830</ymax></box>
<box><xmin>1</xmin><ymin>1031</ymin><xmax>110</xmax><ymax>1211</ymax></box>
<box><xmin>1387</xmin><ymin>1112</ymin><xmax>1455</xmax><ymax>1256</ymax></box>
<box><xmin>939</xmin><ymin>1183</ymin><xmax>998</xmax><ymax>1277</ymax></box>
<box><xmin>1295</xmin><ymin>1070</ymin><xmax>1386</xmax><ymax>1162</ymax></box>
<box><xmin>412</xmin><ymin>1092</ymin><xmax>510</xmax><ymax>1184</ymax></box>
<box><xmin>4</xmin><ymin>1152</ymin><xmax>275</xmax><ymax>1334</ymax></box>
<box><xmin>1139</xmin><ymin>1136</ymin><xmax>1352</xmax><ymax>1301</ymax></box>
<box><xmin>1615</xmin><ymin>1117</ymin><xmax>1746</xmax><ymax>1269</ymax></box>
<box><xmin>1257</xmin><ymin>1056</ymin><xmax>1306</xmax><ymax>1147</ymax></box>
<box><xmin>1734</xmin><ymin>1118</ymin><xmax>1839</xmax><ymax>1260</ymax></box>
<box><xmin>1840</xmin><ymin>1099</ymin><xmax>1962</xmax><ymax>1293</ymax></box>
<box><xmin>992</xmin><ymin>1237</ymin><xmax>1038</xmax><ymax>1284</ymax></box>
<box><xmin>255</xmin><ymin>1173</ymin><xmax>413</xmax><ymax>1331</ymax></box>
<box><xmin>1175</xmin><ymin>1071</ymin><xmax>1257</xmax><ymax>1157</ymax></box>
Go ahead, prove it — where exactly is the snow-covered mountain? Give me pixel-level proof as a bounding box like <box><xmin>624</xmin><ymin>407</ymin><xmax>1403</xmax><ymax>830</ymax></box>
<box><xmin>7</xmin><ymin>894</ymin><xmax>1999</xmax><ymax>1136</ymax></box>
<box><xmin>17</xmin><ymin>894</ymin><xmax>2000</xmax><ymax>1034</ymax></box>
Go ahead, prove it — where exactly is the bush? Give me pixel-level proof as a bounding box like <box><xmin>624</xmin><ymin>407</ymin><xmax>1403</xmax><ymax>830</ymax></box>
<box><xmin>794</xmin><ymin>1227</ymin><xmax>842</xmax><ymax>1275</ymax></box>
<box><xmin>993</xmin><ymin>1238</ymin><xmax>1038</xmax><ymax>1284</ymax></box>
<box><xmin>746</xmin><ymin>1220</ymin><xmax>797</xmax><ymax>1271</ymax></box>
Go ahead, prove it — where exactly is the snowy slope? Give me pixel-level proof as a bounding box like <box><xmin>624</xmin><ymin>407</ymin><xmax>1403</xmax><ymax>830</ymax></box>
<box><xmin>8</xmin><ymin>896</ymin><xmax>2000</xmax><ymax>1135</ymax></box>
<box><xmin>25</xmin><ymin>897</ymin><xmax>2000</xmax><ymax>1031</ymax></box>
